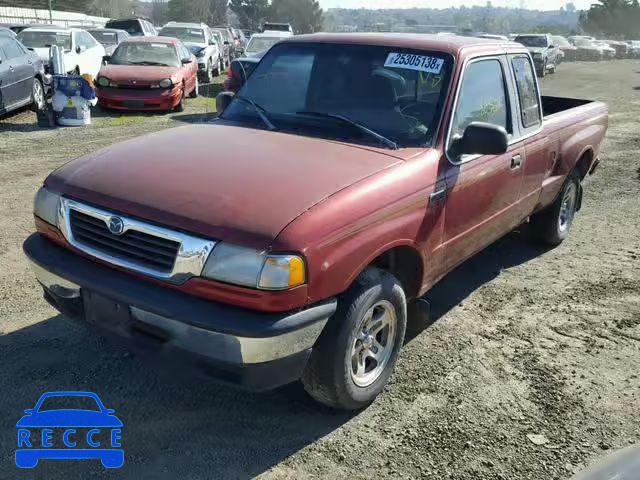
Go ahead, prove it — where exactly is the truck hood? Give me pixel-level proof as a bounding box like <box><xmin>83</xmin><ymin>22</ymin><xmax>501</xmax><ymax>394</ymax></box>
<box><xmin>46</xmin><ymin>124</ymin><xmax>407</xmax><ymax>248</ymax></box>
<box><xmin>526</xmin><ymin>46</ymin><xmax>547</xmax><ymax>54</ymax></box>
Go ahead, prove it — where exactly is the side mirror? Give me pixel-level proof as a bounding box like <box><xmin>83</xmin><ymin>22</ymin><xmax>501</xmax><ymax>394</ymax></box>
<box><xmin>102</xmin><ymin>55</ymin><xmax>111</xmax><ymax>64</ymax></box>
<box><xmin>224</xmin><ymin>41</ymin><xmax>230</xmax><ymax>45</ymax></box>
<box><xmin>548</xmin><ymin>44</ymin><xmax>555</xmax><ymax>48</ymax></box>
<box><xmin>450</xmin><ymin>122</ymin><xmax>508</xmax><ymax>157</ymax></box>
<box><xmin>181</xmin><ymin>58</ymin><xmax>192</xmax><ymax>64</ymax></box>
<box><xmin>216</xmin><ymin>91</ymin><xmax>235</xmax><ymax>115</ymax></box>
<box><xmin>76</xmin><ymin>45</ymin><xmax>86</xmax><ymax>54</ymax></box>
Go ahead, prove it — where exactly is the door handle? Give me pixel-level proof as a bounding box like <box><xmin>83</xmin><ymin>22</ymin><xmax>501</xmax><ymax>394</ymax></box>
<box><xmin>511</xmin><ymin>154</ymin><xmax>523</xmax><ymax>169</ymax></box>
<box><xmin>429</xmin><ymin>187</ymin><xmax>446</xmax><ymax>206</ymax></box>
<box><xmin>8</xmin><ymin>65</ymin><xmax>14</xmax><ymax>72</ymax></box>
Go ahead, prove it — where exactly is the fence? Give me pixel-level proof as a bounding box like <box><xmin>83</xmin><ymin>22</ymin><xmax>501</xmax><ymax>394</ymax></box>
<box><xmin>0</xmin><ymin>6</ymin><xmax>108</xmax><ymax>28</ymax></box>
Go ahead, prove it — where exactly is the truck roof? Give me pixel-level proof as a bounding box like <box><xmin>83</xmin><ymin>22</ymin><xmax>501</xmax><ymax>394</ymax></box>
<box><xmin>283</xmin><ymin>32</ymin><xmax>523</xmax><ymax>57</ymax></box>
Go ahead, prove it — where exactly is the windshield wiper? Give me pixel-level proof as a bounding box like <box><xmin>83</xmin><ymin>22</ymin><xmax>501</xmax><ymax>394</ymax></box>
<box><xmin>234</xmin><ymin>95</ymin><xmax>276</xmax><ymax>131</ymax></box>
<box><xmin>296</xmin><ymin>111</ymin><xmax>398</xmax><ymax>150</ymax></box>
<box><xmin>130</xmin><ymin>61</ymin><xmax>170</xmax><ymax>66</ymax></box>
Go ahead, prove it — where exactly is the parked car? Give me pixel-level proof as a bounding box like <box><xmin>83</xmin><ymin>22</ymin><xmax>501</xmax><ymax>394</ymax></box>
<box><xmin>552</xmin><ymin>35</ymin><xmax>577</xmax><ymax>61</ymax></box>
<box><xmin>86</xmin><ymin>28</ymin><xmax>129</xmax><ymax>56</ymax></box>
<box><xmin>0</xmin><ymin>34</ymin><xmax>45</xmax><ymax>115</ymax></box>
<box><xmin>159</xmin><ymin>22</ymin><xmax>221</xmax><ymax>82</ymax></box>
<box><xmin>96</xmin><ymin>36</ymin><xmax>198</xmax><ymax>112</ymax></box>
<box><xmin>213</xmin><ymin>27</ymin><xmax>237</xmax><ymax>58</ymax></box>
<box><xmin>262</xmin><ymin>22</ymin><xmax>293</xmax><ymax>35</ymax></box>
<box><xmin>570</xmin><ymin>37</ymin><xmax>604</xmax><ymax>61</ymax></box>
<box><xmin>17</xmin><ymin>26</ymin><xmax>105</xmax><ymax>77</ymax></box>
<box><xmin>475</xmin><ymin>33</ymin><xmax>509</xmax><ymax>41</ymax></box>
<box><xmin>604</xmin><ymin>40</ymin><xmax>629</xmax><ymax>58</ymax></box>
<box><xmin>210</xmin><ymin>29</ymin><xmax>228</xmax><ymax>72</ymax></box>
<box><xmin>244</xmin><ymin>32</ymin><xmax>288</xmax><ymax>57</ymax></box>
<box><xmin>0</xmin><ymin>23</ymin><xmax>42</xmax><ymax>35</ymax></box>
<box><xmin>514</xmin><ymin>33</ymin><xmax>561</xmax><ymax>76</ymax></box>
<box><xmin>232</xmin><ymin>28</ymin><xmax>246</xmax><ymax>54</ymax></box>
<box><xmin>0</xmin><ymin>26</ymin><xmax>17</xmax><ymax>37</ymax></box>
<box><xmin>223</xmin><ymin>56</ymin><xmax>261</xmax><ymax>92</ymax></box>
<box><xmin>593</xmin><ymin>40</ymin><xmax>616</xmax><ymax>59</ymax></box>
<box><xmin>626</xmin><ymin>40</ymin><xmax>640</xmax><ymax>57</ymax></box>
<box><xmin>105</xmin><ymin>18</ymin><xmax>156</xmax><ymax>37</ymax></box>
<box><xmin>24</xmin><ymin>34</ymin><xmax>608</xmax><ymax>410</ymax></box>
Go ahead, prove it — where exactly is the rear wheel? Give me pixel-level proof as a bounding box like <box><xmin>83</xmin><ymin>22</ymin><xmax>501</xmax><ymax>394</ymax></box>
<box><xmin>530</xmin><ymin>169</ymin><xmax>580</xmax><ymax>246</ymax></box>
<box><xmin>302</xmin><ymin>267</ymin><xmax>407</xmax><ymax>410</ymax></box>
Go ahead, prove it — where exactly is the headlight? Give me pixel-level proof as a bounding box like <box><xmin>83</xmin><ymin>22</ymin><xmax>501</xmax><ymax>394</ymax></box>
<box><xmin>34</xmin><ymin>187</ymin><xmax>60</xmax><ymax>227</ymax></box>
<box><xmin>97</xmin><ymin>76</ymin><xmax>110</xmax><ymax>87</ymax></box>
<box><xmin>202</xmin><ymin>243</ymin><xmax>306</xmax><ymax>290</ymax></box>
<box><xmin>159</xmin><ymin>78</ymin><xmax>172</xmax><ymax>88</ymax></box>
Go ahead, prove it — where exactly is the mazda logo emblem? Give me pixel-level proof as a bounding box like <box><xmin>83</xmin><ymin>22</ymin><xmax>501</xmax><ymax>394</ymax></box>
<box><xmin>108</xmin><ymin>216</ymin><xmax>124</xmax><ymax>235</ymax></box>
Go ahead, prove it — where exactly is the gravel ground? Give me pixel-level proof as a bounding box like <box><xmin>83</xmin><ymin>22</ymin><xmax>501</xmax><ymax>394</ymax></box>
<box><xmin>0</xmin><ymin>61</ymin><xmax>638</xmax><ymax>480</ymax></box>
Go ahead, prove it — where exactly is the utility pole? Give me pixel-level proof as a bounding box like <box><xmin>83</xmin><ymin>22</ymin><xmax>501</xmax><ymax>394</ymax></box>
<box><xmin>48</xmin><ymin>0</ymin><xmax>53</xmax><ymax>23</ymax></box>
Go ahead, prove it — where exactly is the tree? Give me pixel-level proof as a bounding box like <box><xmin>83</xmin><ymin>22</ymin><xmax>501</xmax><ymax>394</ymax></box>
<box><xmin>580</xmin><ymin>0</ymin><xmax>640</xmax><ymax>38</ymax></box>
<box><xmin>230</xmin><ymin>0</ymin><xmax>269</xmax><ymax>30</ymax></box>
<box><xmin>268</xmin><ymin>0</ymin><xmax>323</xmax><ymax>34</ymax></box>
<box><xmin>166</xmin><ymin>0</ymin><xmax>226</xmax><ymax>24</ymax></box>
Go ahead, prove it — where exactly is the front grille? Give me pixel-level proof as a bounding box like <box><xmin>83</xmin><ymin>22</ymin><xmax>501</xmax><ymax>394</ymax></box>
<box><xmin>69</xmin><ymin>210</ymin><xmax>180</xmax><ymax>273</ymax></box>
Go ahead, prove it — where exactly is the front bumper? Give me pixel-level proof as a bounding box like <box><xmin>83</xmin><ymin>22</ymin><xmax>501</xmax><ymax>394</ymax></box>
<box><xmin>96</xmin><ymin>86</ymin><xmax>182</xmax><ymax>111</ymax></box>
<box><xmin>24</xmin><ymin>234</ymin><xmax>336</xmax><ymax>391</ymax></box>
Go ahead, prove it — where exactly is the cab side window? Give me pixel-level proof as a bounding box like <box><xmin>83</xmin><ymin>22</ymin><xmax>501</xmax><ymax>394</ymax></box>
<box><xmin>451</xmin><ymin>59</ymin><xmax>510</xmax><ymax>139</ymax></box>
<box><xmin>511</xmin><ymin>55</ymin><xmax>542</xmax><ymax>129</ymax></box>
<box><xmin>77</xmin><ymin>31</ymin><xmax>97</xmax><ymax>50</ymax></box>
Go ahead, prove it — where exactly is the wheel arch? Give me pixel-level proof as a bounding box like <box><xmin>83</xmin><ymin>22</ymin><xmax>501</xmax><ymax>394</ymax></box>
<box><xmin>347</xmin><ymin>243</ymin><xmax>424</xmax><ymax>301</ymax></box>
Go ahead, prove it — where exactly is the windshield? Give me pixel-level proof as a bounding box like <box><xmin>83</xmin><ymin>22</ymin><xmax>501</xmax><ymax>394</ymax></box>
<box><xmin>159</xmin><ymin>27</ymin><xmax>205</xmax><ymax>43</ymax></box>
<box><xmin>88</xmin><ymin>30</ymin><xmax>119</xmax><ymax>45</ymax></box>
<box><xmin>515</xmin><ymin>35</ymin><xmax>548</xmax><ymax>48</ymax></box>
<box><xmin>110</xmin><ymin>42</ymin><xmax>179</xmax><ymax>67</ymax></box>
<box><xmin>106</xmin><ymin>20</ymin><xmax>143</xmax><ymax>36</ymax></box>
<box><xmin>37</xmin><ymin>395</ymin><xmax>101</xmax><ymax>412</ymax></box>
<box><xmin>214</xmin><ymin>29</ymin><xmax>230</xmax><ymax>41</ymax></box>
<box><xmin>18</xmin><ymin>30</ymin><xmax>71</xmax><ymax>50</ymax></box>
<box><xmin>263</xmin><ymin>23</ymin><xmax>290</xmax><ymax>32</ymax></box>
<box><xmin>222</xmin><ymin>42</ymin><xmax>452</xmax><ymax>148</ymax></box>
<box><xmin>246</xmin><ymin>36</ymin><xmax>281</xmax><ymax>54</ymax></box>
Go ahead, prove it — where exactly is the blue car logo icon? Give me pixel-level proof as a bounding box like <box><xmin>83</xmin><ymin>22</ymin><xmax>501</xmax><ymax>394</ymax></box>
<box><xmin>16</xmin><ymin>391</ymin><xmax>123</xmax><ymax>468</ymax></box>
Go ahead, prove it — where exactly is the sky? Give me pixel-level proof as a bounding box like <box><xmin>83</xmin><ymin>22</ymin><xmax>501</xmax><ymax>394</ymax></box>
<box><xmin>318</xmin><ymin>0</ymin><xmax>594</xmax><ymax>10</ymax></box>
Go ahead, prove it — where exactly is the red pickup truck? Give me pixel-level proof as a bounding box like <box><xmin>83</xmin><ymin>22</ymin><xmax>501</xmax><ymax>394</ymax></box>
<box><xmin>25</xmin><ymin>34</ymin><xmax>608</xmax><ymax>410</ymax></box>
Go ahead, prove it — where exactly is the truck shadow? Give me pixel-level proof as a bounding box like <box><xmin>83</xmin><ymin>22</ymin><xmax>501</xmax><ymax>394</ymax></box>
<box><xmin>0</xmin><ymin>229</ymin><xmax>547</xmax><ymax>479</ymax></box>
<box><xmin>407</xmin><ymin>227</ymin><xmax>549</xmax><ymax>341</ymax></box>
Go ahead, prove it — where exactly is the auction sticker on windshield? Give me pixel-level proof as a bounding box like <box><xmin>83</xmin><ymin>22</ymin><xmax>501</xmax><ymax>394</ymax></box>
<box><xmin>384</xmin><ymin>52</ymin><xmax>444</xmax><ymax>74</ymax></box>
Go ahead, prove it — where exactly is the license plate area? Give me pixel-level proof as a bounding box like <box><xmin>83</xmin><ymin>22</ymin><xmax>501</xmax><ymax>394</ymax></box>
<box><xmin>123</xmin><ymin>99</ymin><xmax>145</xmax><ymax>108</ymax></box>
<box><xmin>83</xmin><ymin>290</ymin><xmax>132</xmax><ymax>337</ymax></box>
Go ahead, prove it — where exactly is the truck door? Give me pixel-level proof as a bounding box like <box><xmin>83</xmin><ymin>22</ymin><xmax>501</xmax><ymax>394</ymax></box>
<box><xmin>439</xmin><ymin>56</ymin><xmax>525</xmax><ymax>273</ymax></box>
<box><xmin>508</xmin><ymin>54</ymin><xmax>549</xmax><ymax>218</ymax></box>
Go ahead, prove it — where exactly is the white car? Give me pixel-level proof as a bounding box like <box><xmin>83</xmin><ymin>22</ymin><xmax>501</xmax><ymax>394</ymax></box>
<box><xmin>244</xmin><ymin>32</ymin><xmax>290</xmax><ymax>57</ymax></box>
<box><xmin>159</xmin><ymin>22</ymin><xmax>221</xmax><ymax>82</ymax></box>
<box><xmin>17</xmin><ymin>26</ymin><xmax>105</xmax><ymax>77</ymax></box>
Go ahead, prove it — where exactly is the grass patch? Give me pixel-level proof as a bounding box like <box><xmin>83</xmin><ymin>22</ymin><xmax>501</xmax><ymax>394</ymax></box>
<box><xmin>188</xmin><ymin>97</ymin><xmax>217</xmax><ymax>110</ymax></box>
<box><xmin>107</xmin><ymin>115</ymin><xmax>147</xmax><ymax>126</ymax></box>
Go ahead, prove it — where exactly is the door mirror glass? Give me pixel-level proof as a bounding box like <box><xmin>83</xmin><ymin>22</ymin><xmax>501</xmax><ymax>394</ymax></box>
<box><xmin>181</xmin><ymin>57</ymin><xmax>191</xmax><ymax>64</ymax></box>
<box><xmin>102</xmin><ymin>54</ymin><xmax>111</xmax><ymax>64</ymax></box>
<box><xmin>450</xmin><ymin>122</ymin><xmax>508</xmax><ymax>157</ymax></box>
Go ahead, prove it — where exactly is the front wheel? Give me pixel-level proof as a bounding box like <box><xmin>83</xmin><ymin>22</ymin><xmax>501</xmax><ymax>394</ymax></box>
<box><xmin>174</xmin><ymin>84</ymin><xmax>185</xmax><ymax>112</ymax></box>
<box><xmin>31</xmin><ymin>78</ymin><xmax>45</xmax><ymax>111</ymax></box>
<box><xmin>530</xmin><ymin>169</ymin><xmax>580</xmax><ymax>246</ymax></box>
<box><xmin>302</xmin><ymin>267</ymin><xmax>407</xmax><ymax>410</ymax></box>
<box><xmin>188</xmin><ymin>77</ymin><xmax>199</xmax><ymax>98</ymax></box>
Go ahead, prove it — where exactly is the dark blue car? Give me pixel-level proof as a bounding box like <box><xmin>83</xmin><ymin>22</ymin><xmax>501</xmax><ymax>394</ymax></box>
<box><xmin>16</xmin><ymin>391</ymin><xmax>123</xmax><ymax>468</ymax></box>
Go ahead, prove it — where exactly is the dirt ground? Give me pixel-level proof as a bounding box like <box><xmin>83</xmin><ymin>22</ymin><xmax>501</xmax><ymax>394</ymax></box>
<box><xmin>0</xmin><ymin>61</ymin><xmax>638</xmax><ymax>480</ymax></box>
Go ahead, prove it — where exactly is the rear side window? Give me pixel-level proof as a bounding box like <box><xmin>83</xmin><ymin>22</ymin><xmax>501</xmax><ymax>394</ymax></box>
<box><xmin>1</xmin><ymin>38</ymin><xmax>24</xmax><ymax>59</ymax></box>
<box><xmin>511</xmin><ymin>55</ymin><xmax>541</xmax><ymax>128</ymax></box>
<box><xmin>451</xmin><ymin>58</ymin><xmax>510</xmax><ymax>139</ymax></box>
<box><xmin>106</xmin><ymin>20</ymin><xmax>142</xmax><ymax>36</ymax></box>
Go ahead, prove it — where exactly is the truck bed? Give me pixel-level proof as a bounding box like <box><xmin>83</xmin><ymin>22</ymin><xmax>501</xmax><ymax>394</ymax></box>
<box><xmin>541</xmin><ymin>95</ymin><xmax>594</xmax><ymax>117</ymax></box>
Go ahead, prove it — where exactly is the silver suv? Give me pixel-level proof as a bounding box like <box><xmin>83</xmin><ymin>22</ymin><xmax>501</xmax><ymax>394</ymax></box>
<box><xmin>159</xmin><ymin>22</ymin><xmax>221</xmax><ymax>82</ymax></box>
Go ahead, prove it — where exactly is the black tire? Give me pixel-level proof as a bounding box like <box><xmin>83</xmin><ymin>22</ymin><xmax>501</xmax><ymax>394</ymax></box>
<box><xmin>204</xmin><ymin>61</ymin><xmax>213</xmax><ymax>83</ymax></box>
<box><xmin>538</xmin><ymin>61</ymin><xmax>547</xmax><ymax>78</ymax></box>
<box><xmin>302</xmin><ymin>267</ymin><xmax>407</xmax><ymax>410</ymax></box>
<box><xmin>30</xmin><ymin>77</ymin><xmax>45</xmax><ymax>112</ymax></box>
<box><xmin>530</xmin><ymin>169</ymin><xmax>580</xmax><ymax>246</ymax></box>
<box><xmin>174</xmin><ymin>84</ymin><xmax>185</xmax><ymax>112</ymax></box>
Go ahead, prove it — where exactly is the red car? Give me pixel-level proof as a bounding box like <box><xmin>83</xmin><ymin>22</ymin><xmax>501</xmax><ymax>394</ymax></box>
<box><xmin>96</xmin><ymin>36</ymin><xmax>198</xmax><ymax>111</ymax></box>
